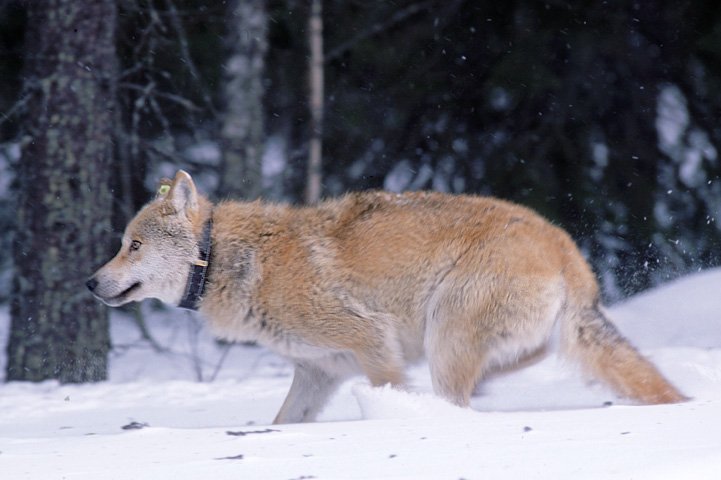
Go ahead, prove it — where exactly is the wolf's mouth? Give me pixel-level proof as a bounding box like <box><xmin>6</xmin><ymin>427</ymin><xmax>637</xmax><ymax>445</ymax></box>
<box><xmin>112</xmin><ymin>281</ymin><xmax>142</xmax><ymax>302</ymax></box>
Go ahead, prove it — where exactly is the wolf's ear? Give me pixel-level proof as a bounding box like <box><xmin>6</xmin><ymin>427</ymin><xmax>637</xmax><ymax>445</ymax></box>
<box><xmin>165</xmin><ymin>170</ymin><xmax>198</xmax><ymax>216</ymax></box>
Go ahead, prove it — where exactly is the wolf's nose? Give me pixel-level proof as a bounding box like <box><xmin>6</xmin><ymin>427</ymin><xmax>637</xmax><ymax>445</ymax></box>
<box><xmin>86</xmin><ymin>278</ymin><xmax>98</xmax><ymax>292</ymax></box>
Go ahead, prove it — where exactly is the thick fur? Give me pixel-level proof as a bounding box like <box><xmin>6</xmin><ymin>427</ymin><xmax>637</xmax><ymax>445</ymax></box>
<box><xmin>89</xmin><ymin>170</ymin><xmax>686</xmax><ymax>423</ymax></box>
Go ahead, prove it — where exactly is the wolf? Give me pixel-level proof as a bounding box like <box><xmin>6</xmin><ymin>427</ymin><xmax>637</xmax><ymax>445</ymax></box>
<box><xmin>87</xmin><ymin>170</ymin><xmax>686</xmax><ymax>423</ymax></box>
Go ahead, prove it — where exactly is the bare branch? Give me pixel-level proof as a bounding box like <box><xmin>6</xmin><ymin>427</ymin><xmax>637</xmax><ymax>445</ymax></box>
<box><xmin>119</xmin><ymin>82</ymin><xmax>202</xmax><ymax>111</ymax></box>
<box><xmin>131</xmin><ymin>304</ymin><xmax>167</xmax><ymax>353</ymax></box>
<box><xmin>208</xmin><ymin>342</ymin><xmax>234</xmax><ymax>382</ymax></box>
<box><xmin>325</xmin><ymin>0</ymin><xmax>433</xmax><ymax>62</ymax></box>
<box><xmin>0</xmin><ymin>93</ymin><xmax>31</xmax><ymax>126</ymax></box>
<box><xmin>162</xmin><ymin>0</ymin><xmax>217</xmax><ymax>115</ymax></box>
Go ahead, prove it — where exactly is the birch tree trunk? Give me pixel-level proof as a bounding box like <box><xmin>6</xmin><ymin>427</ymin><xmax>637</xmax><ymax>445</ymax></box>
<box><xmin>305</xmin><ymin>0</ymin><xmax>324</xmax><ymax>204</ymax></box>
<box><xmin>218</xmin><ymin>0</ymin><xmax>268</xmax><ymax>200</ymax></box>
<box><xmin>6</xmin><ymin>0</ymin><xmax>117</xmax><ymax>383</ymax></box>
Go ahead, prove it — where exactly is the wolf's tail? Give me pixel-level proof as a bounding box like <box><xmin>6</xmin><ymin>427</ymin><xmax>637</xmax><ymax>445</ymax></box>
<box><xmin>560</xmin><ymin>303</ymin><xmax>688</xmax><ymax>404</ymax></box>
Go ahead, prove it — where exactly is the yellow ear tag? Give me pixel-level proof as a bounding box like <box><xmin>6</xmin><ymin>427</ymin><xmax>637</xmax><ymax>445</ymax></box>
<box><xmin>157</xmin><ymin>184</ymin><xmax>171</xmax><ymax>196</ymax></box>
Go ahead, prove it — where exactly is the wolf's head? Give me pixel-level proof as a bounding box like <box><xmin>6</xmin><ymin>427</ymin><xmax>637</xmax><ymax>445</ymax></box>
<box><xmin>87</xmin><ymin>170</ymin><xmax>208</xmax><ymax>307</ymax></box>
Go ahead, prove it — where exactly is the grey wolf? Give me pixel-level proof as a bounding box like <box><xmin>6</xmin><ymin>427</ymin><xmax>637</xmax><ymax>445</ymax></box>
<box><xmin>87</xmin><ymin>170</ymin><xmax>686</xmax><ymax>423</ymax></box>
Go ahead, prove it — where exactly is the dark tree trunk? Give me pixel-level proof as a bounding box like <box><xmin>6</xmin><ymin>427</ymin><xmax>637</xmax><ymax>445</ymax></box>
<box><xmin>6</xmin><ymin>0</ymin><xmax>117</xmax><ymax>383</ymax></box>
<box><xmin>218</xmin><ymin>0</ymin><xmax>268</xmax><ymax>200</ymax></box>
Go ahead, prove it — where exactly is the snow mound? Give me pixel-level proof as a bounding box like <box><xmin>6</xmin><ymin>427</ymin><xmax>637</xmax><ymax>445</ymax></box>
<box><xmin>609</xmin><ymin>267</ymin><xmax>721</xmax><ymax>349</ymax></box>
<box><xmin>352</xmin><ymin>383</ymin><xmax>471</xmax><ymax>420</ymax></box>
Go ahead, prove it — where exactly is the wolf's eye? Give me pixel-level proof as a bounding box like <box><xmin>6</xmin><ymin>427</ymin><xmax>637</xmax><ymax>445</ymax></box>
<box><xmin>129</xmin><ymin>240</ymin><xmax>142</xmax><ymax>252</ymax></box>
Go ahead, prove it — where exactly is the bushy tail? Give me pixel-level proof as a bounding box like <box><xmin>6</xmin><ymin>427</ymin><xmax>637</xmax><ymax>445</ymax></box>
<box><xmin>562</xmin><ymin>305</ymin><xmax>688</xmax><ymax>404</ymax></box>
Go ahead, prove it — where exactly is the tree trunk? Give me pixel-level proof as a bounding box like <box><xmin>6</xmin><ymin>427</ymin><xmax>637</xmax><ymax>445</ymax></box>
<box><xmin>6</xmin><ymin>0</ymin><xmax>117</xmax><ymax>383</ymax></box>
<box><xmin>218</xmin><ymin>0</ymin><xmax>268</xmax><ymax>200</ymax></box>
<box><xmin>305</xmin><ymin>0</ymin><xmax>324</xmax><ymax>204</ymax></box>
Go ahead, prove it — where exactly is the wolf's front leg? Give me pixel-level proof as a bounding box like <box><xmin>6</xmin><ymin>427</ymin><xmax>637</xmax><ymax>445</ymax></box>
<box><xmin>273</xmin><ymin>360</ymin><xmax>346</xmax><ymax>424</ymax></box>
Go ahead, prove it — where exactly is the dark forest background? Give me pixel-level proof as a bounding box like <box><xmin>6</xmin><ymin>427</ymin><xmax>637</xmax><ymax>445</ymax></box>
<box><xmin>1</xmin><ymin>0</ymin><xmax>721</xmax><ymax>382</ymax></box>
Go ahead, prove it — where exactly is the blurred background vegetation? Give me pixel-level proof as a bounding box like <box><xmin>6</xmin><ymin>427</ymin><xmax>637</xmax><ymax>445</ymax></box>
<box><xmin>1</xmin><ymin>0</ymin><xmax>721</xmax><ymax>381</ymax></box>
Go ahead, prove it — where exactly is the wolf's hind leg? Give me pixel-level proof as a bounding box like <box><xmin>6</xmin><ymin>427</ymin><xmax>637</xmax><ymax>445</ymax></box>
<box><xmin>425</xmin><ymin>269</ymin><xmax>562</xmax><ymax>407</ymax></box>
<box><xmin>425</xmin><ymin>328</ymin><xmax>488</xmax><ymax>407</ymax></box>
<box><xmin>423</xmin><ymin>280</ymin><xmax>494</xmax><ymax>406</ymax></box>
<box><xmin>273</xmin><ymin>359</ymin><xmax>349</xmax><ymax>424</ymax></box>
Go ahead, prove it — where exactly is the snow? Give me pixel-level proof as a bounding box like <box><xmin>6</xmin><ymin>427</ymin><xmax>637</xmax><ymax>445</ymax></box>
<box><xmin>2</xmin><ymin>268</ymin><xmax>721</xmax><ymax>479</ymax></box>
<box><xmin>655</xmin><ymin>84</ymin><xmax>716</xmax><ymax>189</ymax></box>
<box><xmin>656</xmin><ymin>85</ymin><xmax>689</xmax><ymax>151</ymax></box>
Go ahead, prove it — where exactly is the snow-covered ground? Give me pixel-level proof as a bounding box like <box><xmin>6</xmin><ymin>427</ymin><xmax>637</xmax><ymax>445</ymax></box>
<box><xmin>1</xmin><ymin>268</ymin><xmax>721</xmax><ymax>479</ymax></box>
